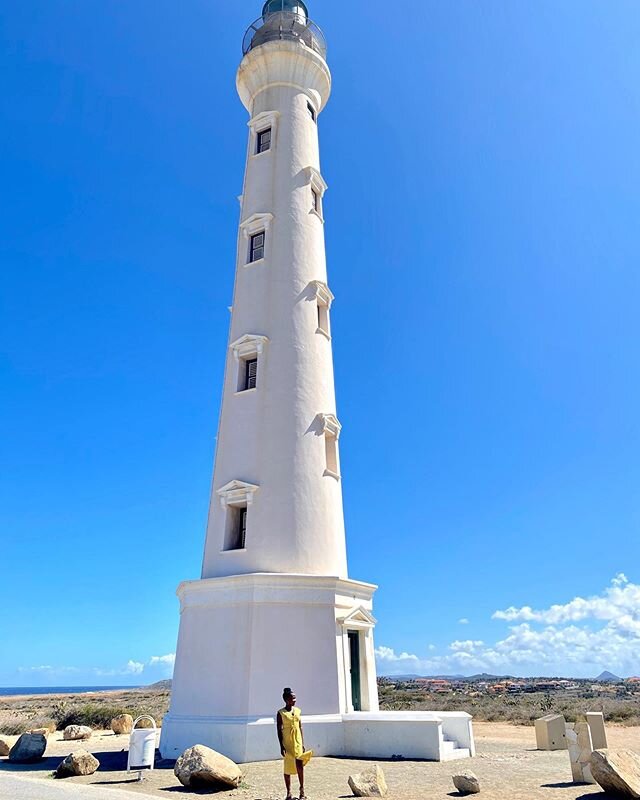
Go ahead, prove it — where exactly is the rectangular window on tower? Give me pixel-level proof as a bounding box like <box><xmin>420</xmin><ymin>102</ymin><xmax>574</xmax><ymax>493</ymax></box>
<box><xmin>236</xmin><ymin>356</ymin><xmax>259</xmax><ymax>392</ymax></box>
<box><xmin>311</xmin><ymin>187</ymin><xmax>319</xmax><ymax>213</ymax></box>
<box><xmin>237</xmin><ymin>507</ymin><xmax>247</xmax><ymax>549</ymax></box>
<box><xmin>224</xmin><ymin>505</ymin><xmax>247</xmax><ymax>551</ymax></box>
<box><xmin>307</xmin><ymin>101</ymin><xmax>316</xmax><ymax>122</ymax></box>
<box><xmin>256</xmin><ymin>127</ymin><xmax>271</xmax><ymax>154</ymax></box>
<box><xmin>249</xmin><ymin>231</ymin><xmax>265</xmax><ymax>263</ymax></box>
<box><xmin>317</xmin><ymin>300</ymin><xmax>330</xmax><ymax>338</ymax></box>
<box><xmin>245</xmin><ymin>358</ymin><xmax>257</xmax><ymax>390</ymax></box>
<box><xmin>325</xmin><ymin>433</ymin><xmax>339</xmax><ymax>478</ymax></box>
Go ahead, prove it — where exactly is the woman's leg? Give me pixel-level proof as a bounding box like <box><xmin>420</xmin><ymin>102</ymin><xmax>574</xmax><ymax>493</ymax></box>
<box><xmin>296</xmin><ymin>759</ymin><xmax>305</xmax><ymax>798</ymax></box>
<box><xmin>284</xmin><ymin>772</ymin><xmax>292</xmax><ymax>799</ymax></box>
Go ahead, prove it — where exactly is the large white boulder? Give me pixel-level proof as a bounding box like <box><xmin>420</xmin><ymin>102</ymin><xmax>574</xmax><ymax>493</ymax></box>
<box><xmin>452</xmin><ymin>771</ymin><xmax>481</xmax><ymax>794</ymax></box>
<box><xmin>111</xmin><ymin>714</ymin><xmax>134</xmax><ymax>735</ymax></box>
<box><xmin>63</xmin><ymin>725</ymin><xmax>92</xmax><ymax>741</ymax></box>
<box><xmin>174</xmin><ymin>744</ymin><xmax>242</xmax><ymax>789</ymax></box>
<box><xmin>348</xmin><ymin>765</ymin><xmax>388</xmax><ymax>797</ymax></box>
<box><xmin>56</xmin><ymin>749</ymin><xmax>100</xmax><ymax>777</ymax></box>
<box><xmin>590</xmin><ymin>749</ymin><xmax>640</xmax><ymax>798</ymax></box>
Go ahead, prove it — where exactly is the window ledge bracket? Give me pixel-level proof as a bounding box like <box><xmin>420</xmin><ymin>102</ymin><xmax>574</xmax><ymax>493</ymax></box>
<box><xmin>244</xmin><ymin>257</ymin><xmax>265</xmax><ymax>268</ymax></box>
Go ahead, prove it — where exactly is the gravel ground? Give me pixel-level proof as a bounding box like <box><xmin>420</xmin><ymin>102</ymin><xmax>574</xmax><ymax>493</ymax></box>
<box><xmin>1</xmin><ymin>722</ymin><xmax>638</xmax><ymax>799</ymax></box>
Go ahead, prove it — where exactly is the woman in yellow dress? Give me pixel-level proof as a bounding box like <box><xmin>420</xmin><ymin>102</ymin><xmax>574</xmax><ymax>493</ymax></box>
<box><xmin>277</xmin><ymin>687</ymin><xmax>312</xmax><ymax>799</ymax></box>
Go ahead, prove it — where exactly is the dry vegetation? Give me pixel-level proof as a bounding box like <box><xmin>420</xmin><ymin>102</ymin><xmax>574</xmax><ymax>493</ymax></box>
<box><xmin>378</xmin><ymin>681</ymin><xmax>640</xmax><ymax>726</ymax></box>
<box><xmin>0</xmin><ymin>688</ymin><xmax>170</xmax><ymax>735</ymax></box>
<box><xmin>2</xmin><ymin>682</ymin><xmax>639</xmax><ymax>737</ymax></box>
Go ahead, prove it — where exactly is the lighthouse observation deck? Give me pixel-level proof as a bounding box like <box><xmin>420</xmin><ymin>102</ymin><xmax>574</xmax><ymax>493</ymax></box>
<box><xmin>242</xmin><ymin>1</ymin><xmax>327</xmax><ymax>59</ymax></box>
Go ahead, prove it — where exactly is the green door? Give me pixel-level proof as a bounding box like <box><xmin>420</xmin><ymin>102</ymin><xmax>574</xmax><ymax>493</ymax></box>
<box><xmin>348</xmin><ymin>630</ymin><xmax>361</xmax><ymax>711</ymax></box>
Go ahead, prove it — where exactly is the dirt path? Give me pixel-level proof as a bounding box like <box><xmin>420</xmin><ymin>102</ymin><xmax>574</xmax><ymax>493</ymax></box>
<box><xmin>1</xmin><ymin>722</ymin><xmax>638</xmax><ymax>799</ymax></box>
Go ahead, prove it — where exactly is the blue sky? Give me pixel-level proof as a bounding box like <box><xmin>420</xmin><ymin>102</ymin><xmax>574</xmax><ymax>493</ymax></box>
<box><xmin>1</xmin><ymin>1</ymin><xmax>639</xmax><ymax>686</ymax></box>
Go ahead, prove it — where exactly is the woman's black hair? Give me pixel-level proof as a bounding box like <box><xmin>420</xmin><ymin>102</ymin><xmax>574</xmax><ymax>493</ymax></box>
<box><xmin>283</xmin><ymin>687</ymin><xmax>293</xmax><ymax>698</ymax></box>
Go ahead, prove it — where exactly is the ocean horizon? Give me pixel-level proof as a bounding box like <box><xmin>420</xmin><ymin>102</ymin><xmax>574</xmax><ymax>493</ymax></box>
<box><xmin>0</xmin><ymin>685</ymin><xmax>141</xmax><ymax>697</ymax></box>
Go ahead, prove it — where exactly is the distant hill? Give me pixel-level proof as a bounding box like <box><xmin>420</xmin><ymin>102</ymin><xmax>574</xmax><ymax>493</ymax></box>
<box><xmin>595</xmin><ymin>671</ymin><xmax>621</xmax><ymax>683</ymax></box>
<box><xmin>382</xmin><ymin>673</ymin><xmax>512</xmax><ymax>682</ymax></box>
<box><xmin>147</xmin><ymin>679</ymin><xmax>172</xmax><ymax>690</ymax></box>
<box><xmin>386</xmin><ymin>674</ymin><xmax>465</xmax><ymax>681</ymax></box>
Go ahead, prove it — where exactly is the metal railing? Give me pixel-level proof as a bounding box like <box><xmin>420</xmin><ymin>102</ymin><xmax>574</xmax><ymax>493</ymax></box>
<box><xmin>242</xmin><ymin>11</ymin><xmax>327</xmax><ymax>59</ymax></box>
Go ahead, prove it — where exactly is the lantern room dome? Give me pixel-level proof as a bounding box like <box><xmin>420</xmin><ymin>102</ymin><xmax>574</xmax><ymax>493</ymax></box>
<box><xmin>261</xmin><ymin>0</ymin><xmax>309</xmax><ymax>21</ymax></box>
<box><xmin>243</xmin><ymin>0</ymin><xmax>325</xmax><ymax>59</ymax></box>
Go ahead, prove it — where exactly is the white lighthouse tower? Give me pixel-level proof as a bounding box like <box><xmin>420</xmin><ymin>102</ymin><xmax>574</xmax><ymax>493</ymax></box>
<box><xmin>160</xmin><ymin>0</ymin><xmax>474</xmax><ymax>763</ymax></box>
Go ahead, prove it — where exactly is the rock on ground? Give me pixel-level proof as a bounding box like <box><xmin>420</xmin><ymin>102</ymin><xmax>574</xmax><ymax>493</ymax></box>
<box><xmin>28</xmin><ymin>728</ymin><xmax>50</xmax><ymax>737</ymax></box>
<box><xmin>8</xmin><ymin>733</ymin><xmax>47</xmax><ymax>763</ymax></box>
<box><xmin>133</xmin><ymin>717</ymin><xmax>156</xmax><ymax>729</ymax></box>
<box><xmin>56</xmin><ymin>749</ymin><xmax>100</xmax><ymax>777</ymax></box>
<box><xmin>111</xmin><ymin>714</ymin><xmax>134</xmax><ymax>735</ymax></box>
<box><xmin>174</xmin><ymin>744</ymin><xmax>242</xmax><ymax>789</ymax></box>
<box><xmin>63</xmin><ymin>725</ymin><xmax>92</xmax><ymax>741</ymax></box>
<box><xmin>590</xmin><ymin>749</ymin><xmax>640</xmax><ymax>798</ymax></box>
<box><xmin>453</xmin><ymin>770</ymin><xmax>481</xmax><ymax>794</ymax></box>
<box><xmin>0</xmin><ymin>737</ymin><xmax>11</xmax><ymax>756</ymax></box>
<box><xmin>348</xmin><ymin>765</ymin><xmax>388</xmax><ymax>797</ymax></box>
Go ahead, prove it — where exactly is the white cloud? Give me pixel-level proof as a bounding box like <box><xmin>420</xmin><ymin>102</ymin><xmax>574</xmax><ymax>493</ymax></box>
<box><xmin>458</xmin><ymin>618</ymin><xmax>469</xmax><ymax>625</ymax></box>
<box><xmin>20</xmin><ymin>653</ymin><xmax>175</xmax><ymax>680</ymax></box>
<box><xmin>18</xmin><ymin>665</ymin><xmax>79</xmax><ymax>674</ymax></box>
<box><xmin>375</xmin><ymin>646</ymin><xmax>419</xmax><ymax>663</ymax></box>
<box><xmin>493</xmin><ymin>573</ymin><xmax>639</xmax><ymax>629</ymax></box>
<box><xmin>376</xmin><ymin>575</ymin><xmax>640</xmax><ymax>677</ymax></box>
<box><xmin>450</xmin><ymin>640</ymin><xmax>484</xmax><ymax>652</ymax></box>
<box><xmin>150</xmin><ymin>654</ymin><xmax>175</xmax><ymax>667</ymax></box>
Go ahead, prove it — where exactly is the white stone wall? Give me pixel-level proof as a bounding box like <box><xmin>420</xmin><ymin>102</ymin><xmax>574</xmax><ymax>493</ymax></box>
<box><xmin>165</xmin><ymin>574</ymin><xmax>376</xmax><ymax>723</ymax></box>
<box><xmin>201</xmin><ymin>40</ymin><xmax>347</xmax><ymax>579</ymax></box>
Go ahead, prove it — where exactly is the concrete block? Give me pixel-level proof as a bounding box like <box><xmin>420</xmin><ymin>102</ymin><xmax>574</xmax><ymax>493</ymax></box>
<box><xmin>566</xmin><ymin>722</ymin><xmax>597</xmax><ymax>784</ymax></box>
<box><xmin>586</xmin><ymin>712</ymin><xmax>608</xmax><ymax>750</ymax></box>
<box><xmin>535</xmin><ymin>714</ymin><xmax>567</xmax><ymax>750</ymax></box>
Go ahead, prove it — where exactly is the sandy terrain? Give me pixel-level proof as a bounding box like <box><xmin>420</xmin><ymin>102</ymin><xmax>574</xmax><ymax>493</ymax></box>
<box><xmin>1</xmin><ymin>722</ymin><xmax>639</xmax><ymax>799</ymax></box>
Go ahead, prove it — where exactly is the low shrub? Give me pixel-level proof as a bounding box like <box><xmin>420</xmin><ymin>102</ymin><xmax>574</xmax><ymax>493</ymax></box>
<box><xmin>0</xmin><ymin>720</ymin><xmax>31</xmax><ymax>735</ymax></box>
<box><xmin>54</xmin><ymin>703</ymin><xmax>165</xmax><ymax>731</ymax></box>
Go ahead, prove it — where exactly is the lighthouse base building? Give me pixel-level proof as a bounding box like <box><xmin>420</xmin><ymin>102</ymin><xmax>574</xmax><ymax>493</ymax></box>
<box><xmin>161</xmin><ymin>572</ymin><xmax>474</xmax><ymax>763</ymax></box>
<box><xmin>160</xmin><ymin>0</ymin><xmax>474</xmax><ymax>764</ymax></box>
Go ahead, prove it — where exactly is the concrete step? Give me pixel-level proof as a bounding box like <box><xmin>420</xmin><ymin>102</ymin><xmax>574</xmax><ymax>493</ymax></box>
<box><xmin>440</xmin><ymin>746</ymin><xmax>471</xmax><ymax>761</ymax></box>
<box><xmin>441</xmin><ymin>740</ymin><xmax>456</xmax><ymax>753</ymax></box>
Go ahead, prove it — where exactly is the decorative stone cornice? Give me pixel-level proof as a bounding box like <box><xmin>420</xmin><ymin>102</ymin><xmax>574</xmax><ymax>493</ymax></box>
<box><xmin>308</xmin><ymin>280</ymin><xmax>334</xmax><ymax>308</ymax></box>
<box><xmin>229</xmin><ymin>334</ymin><xmax>269</xmax><ymax>361</ymax></box>
<box><xmin>239</xmin><ymin>212</ymin><xmax>273</xmax><ymax>238</ymax></box>
<box><xmin>338</xmin><ymin>606</ymin><xmax>377</xmax><ymax>629</ymax></box>
<box><xmin>237</xmin><ymin>39</ymin><xmax>331</xmax><ymax>114</ymax></box>
<box><xmin>216</xmin><ymin>479</ymin><xmax>259</xmax><ymax>509</ymax></box>
<box><xmin>176</xmin><ymin>573</ymin><xmax>378</xmax><ymax>609</ymax></box>
<box><xmin>247</xmin><ymin>110</ymin><xmax>280</xmax><ymax>132</ymax></box>
<box><xmin>319</xmin><ymin>413</ymin><xmax>341</xmax><ymax>439</ymax></box>
<box><xmin>305</xmin><ymin>166</ymin><xmax>328</xmax><ymax>197</ymax></box>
